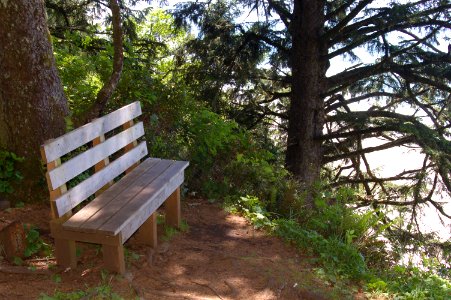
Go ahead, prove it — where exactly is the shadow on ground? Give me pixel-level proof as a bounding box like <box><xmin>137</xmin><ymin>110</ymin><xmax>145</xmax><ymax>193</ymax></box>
<box><xmin>0</xmin><ymin>198</ymin><xmax>359</xmax><ymax>299</ymax></box>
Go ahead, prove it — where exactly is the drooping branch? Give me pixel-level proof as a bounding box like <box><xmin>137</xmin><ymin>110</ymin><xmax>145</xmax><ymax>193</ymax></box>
<box><xmin>325</xmin><ymin>0</ymin><xmax>374</xmax><ymax>41</ymax></box>
<box><xmin>325</xmin><ymin>92</ymin><xmax>405</xmax><ymax>113</ymax></box>
<box><xmin>330</xmin><ymin>2</ymin><xmax>451</xmax><ymax>45</ymax></box>
<box><xmin>331</xmin><ymin>172</ymin><xmax>420</xmax><ymax>186</ymax></box>
<box><xmin>323</xmin><ymin>136</ymin><xmax>415</xmax><ymax>163</ymax></box>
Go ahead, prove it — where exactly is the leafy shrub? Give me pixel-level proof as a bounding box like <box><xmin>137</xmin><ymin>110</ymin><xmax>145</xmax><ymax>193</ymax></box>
<box><xmin>40</xmin><ymin>285</ymin><xmax>123</xmax><ymax>300</ymax></box>
<box><xmin>24</xmin><ymin>225</ymin><xmax>51</xmax><ymax>258</ymax></box>
<box><xmin>366</xmin><ymin>264</ymin><xmax>451</xmax><ymax>299</ymax></box>
<box><xmin>275</xmin><ymin>219</ymin><xmax>368</xmax><ymax>280</ymax></box>
<box><xmin>227</xmin><ymin>195</ymin><xmax>274</xmax><ymax>229</ymax></box>
<box><xmin>0</xmin><ymin>150</ymin><xmax>23</xmax><ymax>194</ymax></box>
<box><xmin>224</xmin><ymin>151</ymin><xmax>289</xmax><ymax>211</ymax></box>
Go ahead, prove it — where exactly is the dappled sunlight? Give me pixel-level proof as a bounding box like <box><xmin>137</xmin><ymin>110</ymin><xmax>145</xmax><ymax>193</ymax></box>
<box><xmin>121</xmin><ymin>197</ymin><xmax>335</xmax><ymax>299</ymax></box>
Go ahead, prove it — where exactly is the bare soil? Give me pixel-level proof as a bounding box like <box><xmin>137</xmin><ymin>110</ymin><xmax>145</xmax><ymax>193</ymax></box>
<box><xmin>0</xmin><ymin>197</ymin><xmax>363</xmax><ymax>299</ymax></box>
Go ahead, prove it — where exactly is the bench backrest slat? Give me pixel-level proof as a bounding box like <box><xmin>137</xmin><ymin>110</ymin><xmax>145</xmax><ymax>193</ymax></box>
<box><xmin>41</xmin><ymin>102</ymin><xmax>142</xmax><ymax>163</ymax></box>
<box><xmin>47</xmin><ymin>122</ymin><xmax>145</xmax><ymax>190</ymax></box>
<box><xmin>53</xmin><ymin>141</ymin><xmax>148</xmax><ymax>217</ymax></box>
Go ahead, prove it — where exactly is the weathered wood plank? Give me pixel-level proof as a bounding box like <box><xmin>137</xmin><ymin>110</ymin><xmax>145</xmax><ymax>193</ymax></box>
<box><xmin>41</xmin><ymin>101</ymin><xmax>142</xmax><ymax>163</ymax></box>
<box><xmin>44</xmin><ymin>159</ymin><xmax>68</xmax><ymax>219</ymax></box>
<box><xmin>43</xmin><ymin>158</ymin><xmax>76</xmax><ymax>268</ymax></box>
<box><xmin>123</xmin><ymin>120</ymin><xmax>139</xmax><ymax>174</ymax></box>
<box><xmin>103</xmin><ymin>242</ymin><xmax>125</xmax><ymax>274</ymax></box>
<box><xmin>63</xmin><ymin>158</ymin><xmax>161</xmax><ymax>230</ymax></box>
<box><xmin>54</xmin><ymin>142</ymin><xmax>148</xmax><ymax>217</ymax></box>
<box><xmin>47</xmin><ymin>122</ymin><xmax>144</xmax><ymax>190</ymax></box>
<box><xmin>120</xmin><ymin>171</ymin><xmax>185</xmax><ymax>242</ymax></box>
<box><xmin>104</xmin><ymin>160</ymin><xmax>188</xmax><ymax>237</ymax></box>
<box><xmin>54</xmin><ymin>238</ymin><xmax>77</xmax><ymax>269</ymax></box>
<box><xmin>134</xmin><ymin>212</ymin><xmax>157</xmax><ymax>248</ymax></box>
<box><xmin>69</xmin><ymin>160</ymin><xmax>174</xmax><ymax>233</ymax></box>
<box><xmin>165</xmin><ymin>187</ymin><xmax>181</xmax><ymax>228</ymax></box>
<box><xmin>93</xmin><ymin>135</ymin><xmax>112</xmax><ymax>197</ymax></box>
<box><xmin>99</xmin><ymin>161</ymin><xmax>187</xmax><ymax>236</ymax></box>
<box><xmin>51</xmin><ymin>220</ymin><xmax>121</xmax><ymax>246</ymax></box>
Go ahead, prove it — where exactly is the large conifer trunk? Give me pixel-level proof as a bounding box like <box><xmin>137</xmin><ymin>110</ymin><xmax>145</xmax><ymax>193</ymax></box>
<box><xmin>285</xmin><ymin>0</ymin><xmax>327</xmax><ymax>205</ymax></box>
<box><xmin>0</xmin><ymin>0</ymin><xmax>68</xmax><ymax>201</ymax></box>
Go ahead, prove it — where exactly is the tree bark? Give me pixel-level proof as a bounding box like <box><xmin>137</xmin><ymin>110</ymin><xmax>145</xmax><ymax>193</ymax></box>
<box><xmin>0</xmin><ymin>0</ymin><xmax>68</xmax><ymax>202</ymax></box>
<box><xmin>285</xmin><ymin>0</ymin><xmax>327</xmax><ymax>205</ymax></box>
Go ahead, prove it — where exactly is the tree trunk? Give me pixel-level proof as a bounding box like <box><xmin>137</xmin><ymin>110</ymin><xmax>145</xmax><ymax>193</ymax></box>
<box><xmin>0</xmin><ymin>0</ymin><xmax>68</xmax><ymax>202</ymax></box>
<box><xmin>78</xmin><ymin>0</ymin><xmax>124</xmax><ymax>124</ymax></box>
<box><xmin>285</xmin><ymin>0</ymin><xmax>327</xmax><ymax>206</ymax></box>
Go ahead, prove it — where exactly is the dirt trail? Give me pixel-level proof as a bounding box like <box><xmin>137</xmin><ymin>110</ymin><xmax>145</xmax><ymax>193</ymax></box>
<box><xmin>0</xmin><ymin>198</ymin><xmax>350</xmax><ymax>299</ymax></box>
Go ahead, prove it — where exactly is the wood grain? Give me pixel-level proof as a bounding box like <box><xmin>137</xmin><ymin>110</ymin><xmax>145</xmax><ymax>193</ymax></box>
<box><xmin>63</xmin><ymin>158</ymin><xmax>165</xmax><ymax>231</ymax></box>
<box><xmin>165</xmin><ymin>187</ymin><xmax>181</xmax><ymax>228</ymax></box>
<box><xmin>53</xmin><ymin>141</ymin><xmax>148</xmax><ymax>217</ymax></box>
<box><xmin>119</xmin><ymin>170</ymin><xmax>185</xmax><ymax>242</ymax></box>
<box><xmin>134</xmin><ymin>212</ymin><xmax>158</xmax><ymax>248</ymax></box>
<box><xmin>41</xmin><ymin>101</ymin><xmax>142</xmax><ymax>163</ymax></box>
<box><xmin>47</xmin><ymin>122</ymin><xmax>144</xmax><ymax>189</ymax></box>
<box><xmin>67</xmin><ymin>160</ymin><xmax>175</xmax><ymax>233</ymax></box>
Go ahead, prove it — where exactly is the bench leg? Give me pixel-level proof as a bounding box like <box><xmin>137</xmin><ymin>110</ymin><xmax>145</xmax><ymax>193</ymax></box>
<box><xmin>165</xmin><ymin>187</ymin><xmax>181</xmax><ymax>228</ymax></box>
<box><xmin>103</xmin><ymin>243</ymin><xmax>125</xmax><ymax>274</ymax></box>
<box><xmin>135</xmin><ymin>212</ymin><xmax>158</xmax><ymax>248</ymax></box>
<box><xmin>54</xmin><ymin>238</ymin><xmax>76</xmax><ymax>269</ymax></box>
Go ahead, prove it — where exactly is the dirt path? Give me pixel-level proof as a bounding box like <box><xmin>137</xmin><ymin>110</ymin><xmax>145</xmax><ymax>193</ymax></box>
<box><xmin>0</xmin><ymin>198</ymin><xmax>353</xmax><ymax>299</ymax></box>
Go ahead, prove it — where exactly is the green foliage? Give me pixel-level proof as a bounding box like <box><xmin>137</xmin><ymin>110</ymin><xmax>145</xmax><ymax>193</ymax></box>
<box><xmin>162</xmin><ymin>220</ymin><xmax>189</xmax><ymax>242</ymax></box>
<box><xmin>231</xmin><ymin>197</ymin><xmax>367</xmax><ymax>283</ymax></box>
<box><xmin>124</xmin><ymin>248</ymin><xmax>140</xmax><ymax>263</ymax></box>
<box><xmin>367</xmin><ymin>264</ymin><xmax>451</xmax><ymax>299</ymax></box>
<box><xmin>0</xmin><ymin>150</ymin><xmax>24</xmax><ymax>194</ymax></box>
<box><xmin>41</xmin><ymin>269</ymin><xmax>122</xmax><ymax>299</ymax></box>
<box><xmin>39</xmin><ymin>285</ymin><xmax>123</xmax><ymax>300</ymax></box>
<box><xmin>179</xmin><ymin>108</ymin><xmax>245</xmax><ymax>197</ymax></box>
<box><xmin>23</xmin><ymin>225</ymin><xmax>51</xmax><ymax>258</ymax></box>
<box><xmin>54</xmin><ymin>41</ymin><xmax>107</xmax><ymax>117</ymax></box>
<box><xmin>12</xmin><ymin>256</ymin><xmax>24</xmax><ymax>266</ymax></box>
<box><xmin>224</xmin><ymin>151</ymin><xmax>288</xmax><ymax>209</ymax></box>
<box><xmin>275</xmin><ymin>219</ymin><xmax>368</xmax><ymax>281</ymax></box>
<box><xmin>162</xmin><ymin>226</ymin><xmax>179</xmax><ymax>242</ymax></box>
<box><xmin>179</xmin><ymin>219</ymin><xmax>189</xmax><ymax>232</ymax></box>
<box><xmin>227</xmin><ymin>195</ymin><xmax>274</xmax><ymax>229</ymax></box>
<box><xmin>228</xmin><ymin>186</ymin><xmax>451</xmax><ymax>297</ymax></box>
<box><xmin>52</xmin><ymin>274</ymin><xmax>62</xmax><ymax>284</ymax></box>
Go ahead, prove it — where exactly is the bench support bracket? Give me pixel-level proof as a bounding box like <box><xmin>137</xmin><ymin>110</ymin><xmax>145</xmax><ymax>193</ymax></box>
<box><xmin>135</xmin><ymin>212</ymin><xmax>158</xmax><ymax>248</ymax></box>
<box><xmin>54</xmin><ymin>238</ymin><xmax>76</xmax><ymax>269</ymax></box>
<box><xmin>165</xmin><ymin>187</ymin><xmax>181</xmax><ymax>228</ymax></box>
<box><xmin>103</xmin><ymin>235</ymin><xmax>125</xmax><ymax>274</ymax></box>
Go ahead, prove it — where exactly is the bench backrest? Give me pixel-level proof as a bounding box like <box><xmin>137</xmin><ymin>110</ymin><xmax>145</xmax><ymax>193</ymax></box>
<box><xmin>41</xmin><ymin>101</ymin><xmax>147</xmax><ymax>218</ymax></box>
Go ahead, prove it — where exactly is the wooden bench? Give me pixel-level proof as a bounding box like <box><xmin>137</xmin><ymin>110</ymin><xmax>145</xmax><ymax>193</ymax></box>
<box><xmin>40</xmin><ymin>101</ymin><xmax>188</xmax><ymax>274</ymax></box>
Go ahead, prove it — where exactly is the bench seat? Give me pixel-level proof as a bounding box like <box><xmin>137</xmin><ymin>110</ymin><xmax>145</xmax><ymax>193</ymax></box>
<box><xmin>63</xmin><ymin>158</ymin><xmax>188</xmax><ymax>243</ymax></box>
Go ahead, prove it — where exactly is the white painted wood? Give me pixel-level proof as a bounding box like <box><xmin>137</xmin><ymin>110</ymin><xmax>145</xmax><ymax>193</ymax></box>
<box><xmin>64</xmin><ymin>159</ymin><xmax>171</xmax><ymax>232</ymax></box>
<box><xmin>54</xmin><ymin>142</ymin><xmax>148</xmax><ymax>217</ymax></box>
<box><xmin>100</xmin><ymin>161</ymin><xmax>188</xmax><ymax>235</ymax></box>
<box><xmin>41</xmin><ymin>101</ymin><xmax>142</xmax><ymax>163</ymax></box>
<box><xmin>47</xmin><ymin>122</ymin><xmax>145</xmax><ymax>190</ymax></box>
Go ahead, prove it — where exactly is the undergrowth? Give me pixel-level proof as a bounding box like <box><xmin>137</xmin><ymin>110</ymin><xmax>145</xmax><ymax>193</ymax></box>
<box><xmin>226</xmin><ymin>193</ymin><xmax>451</xmax><ymax>299</ymax></box>
<box><xmin>40</xmin><ymin>270</ymin><xmax>124</xmax><ymax>300</ymax></box>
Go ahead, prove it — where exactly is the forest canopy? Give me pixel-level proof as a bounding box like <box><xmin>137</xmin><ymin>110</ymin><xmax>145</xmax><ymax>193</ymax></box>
<box><xmin>0</xmin><ymin>0</ymin><xmax>450</xmax><ymax>297</ymax></box>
